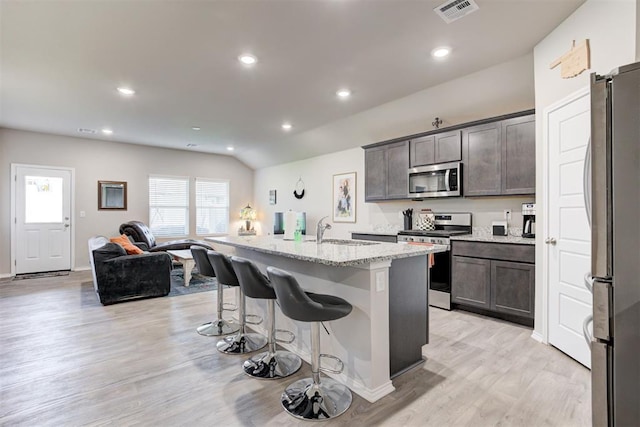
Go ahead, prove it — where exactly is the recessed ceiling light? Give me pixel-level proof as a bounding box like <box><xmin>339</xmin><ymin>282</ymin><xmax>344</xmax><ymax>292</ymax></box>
<box><xmin>117</xmin><ymin>87</ymin><xmax>135</xmax><ymax>96</ymax></box>
<box><xmin>226</xmin><ymin>146</ymin><xmax>235</xmax><ymax>151</ymax></box>
<box><xmin>191</xmin><ymin>127</ymin><xmax>201</xmax><ymax>131</ymax></box>
<box><xmin>431</xmin><ymin>47</ymin><xmax>451</xmax><ymax>59</ymax></box>
<box><xmin>336</xmin><ymin>89</ymin><xmax>351</xmax><ymax>99</ymax></box>
<box><xmin>186</xmin><ymin>143</ymin><xmax>198</xmax><ymax>148</ymax></box>
<box><xmin>281</xmin><ymin>122</ymin><xmax>292</xmax><ymax>131</ymax></box>
<box><xmin>238</xmin><ymin>54</ymin><xmax>257</xmax><ymax>65</ymax></box>
<box><xmin>102</xmin><ymin>129</ymin><xmax>113</xmax><ymax>135</ymax></box>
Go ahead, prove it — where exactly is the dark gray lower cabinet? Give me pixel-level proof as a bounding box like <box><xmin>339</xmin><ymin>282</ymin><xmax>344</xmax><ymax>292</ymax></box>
<box><xmin>491</xmin><ymin>260</ymin><xmax>535</xmax><ymax>318</ymax></box>
<box><xmin>451</xmin><ymin>256</ymin><xmax>491</xmax><ymax>309</ymax></box>
<box><xmin>452</xmin><ymin>241</ymin><xmax>535</xmax><ymax>324</ymax></box>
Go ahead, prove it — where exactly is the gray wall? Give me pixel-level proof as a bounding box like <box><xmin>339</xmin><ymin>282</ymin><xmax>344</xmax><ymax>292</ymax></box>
<box><xmin>0</xmin><ymin>128</ymin><xmax>254</xmax><ymax>274</ymax></box>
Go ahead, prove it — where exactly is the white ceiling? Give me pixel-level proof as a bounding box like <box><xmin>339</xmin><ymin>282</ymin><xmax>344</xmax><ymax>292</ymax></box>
<box><xmin>1</xmin><ymin>0</ymin><xmax>583</xmax><ymax>169</ymax></box>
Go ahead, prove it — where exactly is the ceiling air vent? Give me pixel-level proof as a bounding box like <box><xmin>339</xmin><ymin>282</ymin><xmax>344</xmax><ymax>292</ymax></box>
<box><xmin>434</xmin><ymin>0</ymin><xmax>479</xmax><ymax>24</ymax></box>
<box><xmin>77</xmin><ymin>128</ymin><xmax>97</xmax><ymax>134</ymax></box>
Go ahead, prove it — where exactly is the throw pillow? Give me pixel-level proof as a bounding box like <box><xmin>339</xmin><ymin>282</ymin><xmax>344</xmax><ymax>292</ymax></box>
<box><xmin>110</xmin><ymin>234</ymin><xmax>144</xmax><ymax>255</ymax></box>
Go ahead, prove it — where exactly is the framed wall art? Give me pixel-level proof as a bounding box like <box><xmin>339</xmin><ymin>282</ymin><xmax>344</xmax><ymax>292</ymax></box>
<box><xmin>98</xmin><ymin>181</ymin><xmax>127</xmax><ymax>210</ymax></box>
<box><xmin>269</xmin><ymin>189</ymin><xmax>277</xmax><ymax>205</ymax></box>
<box><xmin>332</xmin><ymin>172</ymin><xmax>356</xmax><ymax>223</ymax></box>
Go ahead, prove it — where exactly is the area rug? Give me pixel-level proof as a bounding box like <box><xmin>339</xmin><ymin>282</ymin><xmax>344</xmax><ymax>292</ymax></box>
<box><xmin>169</xmin><ymin>267</ymin><xmax>218</xmax><ymax>297</ymax></box>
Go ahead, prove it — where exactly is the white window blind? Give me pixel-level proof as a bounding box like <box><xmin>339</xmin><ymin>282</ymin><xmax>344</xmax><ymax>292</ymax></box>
<box><xmin>196</xmin><ymin>179</ymin><xmax>229</xmax><ymax>235</ymax></box>
<box><xmin>149</xmin><ymin>176</ymin><xmax>189</xmax><ymax>237</ymax></box>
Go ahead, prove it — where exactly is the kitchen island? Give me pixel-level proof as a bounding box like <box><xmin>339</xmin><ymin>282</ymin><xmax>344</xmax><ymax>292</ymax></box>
<box><xmin>206</xmin><ymin>235</ymin><xmax>447</xmax><ymax>402</ymax></box>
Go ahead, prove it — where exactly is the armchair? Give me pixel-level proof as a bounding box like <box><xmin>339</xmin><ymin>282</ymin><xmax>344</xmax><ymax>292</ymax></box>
<box><xmin>119</xmin><ymin>220</ymin><xmax>213</xmax><ymax>252</ymax></box>
<box><xmin>88</xmin><ymin>236</ymin><xmax>172</xmax><ymax>305</ymax></box>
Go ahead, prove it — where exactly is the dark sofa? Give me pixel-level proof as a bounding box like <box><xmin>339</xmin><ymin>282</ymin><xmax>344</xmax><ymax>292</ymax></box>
<box><xmin>88</xmin><ymin>236</ymin><xmax>172</xmax><ymax>305</ymax></box>
<box><xmin>119</xmin><ymin>220</ymin><xmax>213</xmax><ymax>252</ymax></box>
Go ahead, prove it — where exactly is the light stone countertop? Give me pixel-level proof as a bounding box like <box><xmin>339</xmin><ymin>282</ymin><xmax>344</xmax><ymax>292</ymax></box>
<box><xmin>206</xmin><ymin>235</ymin><xmax>447</xmax><ymax>267</ymax></box>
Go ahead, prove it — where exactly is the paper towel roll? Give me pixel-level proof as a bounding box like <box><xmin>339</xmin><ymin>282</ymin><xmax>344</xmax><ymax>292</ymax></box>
<box><xmin>283</xmin><ymin>210</ymin><xmax>297</xmax><ymax>240</ymax></box>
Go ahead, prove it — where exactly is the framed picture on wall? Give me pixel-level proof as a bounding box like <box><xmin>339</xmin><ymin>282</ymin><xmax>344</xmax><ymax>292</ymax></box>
<box><xmin>332</xmin><ymin>172</ymin><xmax>356</xmax><ymax>223</ymax></box>
<box><xmin>269</xmin><ymin>189</ymin><xmax>277</xmax><ymax>205</ymax></box>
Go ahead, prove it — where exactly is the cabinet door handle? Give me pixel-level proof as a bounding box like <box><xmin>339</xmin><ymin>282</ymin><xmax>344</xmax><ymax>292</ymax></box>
<box><xmin>545</xmin><ymin>237</ymin><xmax>557</xmax><ymax>245</ymax></box>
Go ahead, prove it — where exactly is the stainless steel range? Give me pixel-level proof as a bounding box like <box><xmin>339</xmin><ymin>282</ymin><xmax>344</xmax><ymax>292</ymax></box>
<box><xmin>397</xmin><ymin>213</ymin><xmax>472</xmax><ymax>310</ymax></box>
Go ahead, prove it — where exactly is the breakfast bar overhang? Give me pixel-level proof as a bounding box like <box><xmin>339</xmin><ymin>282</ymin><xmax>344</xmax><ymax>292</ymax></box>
<box><xmin>206</xmin><ymin>236</ymin><xmax>447</xmax><ymax>403</ymax></box>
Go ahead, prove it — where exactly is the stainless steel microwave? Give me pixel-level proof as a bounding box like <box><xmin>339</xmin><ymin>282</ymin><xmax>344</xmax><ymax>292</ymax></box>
<box><xmin>408</xmin><ymin>161</ymin><xmax>462</xmax><ymax>198</ymax></box>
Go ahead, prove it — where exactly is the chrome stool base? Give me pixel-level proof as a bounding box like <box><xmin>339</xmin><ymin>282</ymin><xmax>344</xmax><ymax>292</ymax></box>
<box><xmin>281</xmin><ymin>377</ymin><xmax>352</xmax><ymax>420</ymax></box>
<box><xmin>243</xmin><ymin>350</ymin><xmax>302</xmax><ymax>379</ymax></box>
<box><xmin>196</xmin><ymin>319</ymin><xmax>240</xmax><ymax>337</ymax></box>
<box><xmin>216</xmin><ymin>332</ymin><xmax>267</xmax><ymax>354</ymax></box>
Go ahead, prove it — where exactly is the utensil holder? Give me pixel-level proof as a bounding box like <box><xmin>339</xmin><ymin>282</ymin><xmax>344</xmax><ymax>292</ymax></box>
<box><xmin>403</xmin><ymin>216</ymin><xmax>412</xmax><ymax>230</ymax></box>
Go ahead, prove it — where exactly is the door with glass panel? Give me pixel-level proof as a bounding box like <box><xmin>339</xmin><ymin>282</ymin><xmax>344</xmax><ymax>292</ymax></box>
<box><xmin>14</xmin><ymin>165</ymin><xmax>72</xmax><ymax>274</ymax></box>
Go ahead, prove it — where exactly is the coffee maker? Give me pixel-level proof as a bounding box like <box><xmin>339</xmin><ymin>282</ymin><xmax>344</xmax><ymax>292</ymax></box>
<box><xmin>522</xmin><ymin>203</ymin><xmax>536</xmax><ymax>238</ymax></box>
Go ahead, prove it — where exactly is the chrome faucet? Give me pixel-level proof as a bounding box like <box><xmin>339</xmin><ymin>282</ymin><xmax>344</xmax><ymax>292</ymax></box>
<box><xmin>316</xmin><ymin>216</ymin><xmax>332</xmax><ymax>243</ymax></box>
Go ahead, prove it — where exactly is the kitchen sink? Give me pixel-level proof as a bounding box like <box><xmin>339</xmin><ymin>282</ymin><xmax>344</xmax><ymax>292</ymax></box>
<box><xmin>321</xmin><ymin>239</ymin><xmax>379</xmax><ymax>246</ymax></box>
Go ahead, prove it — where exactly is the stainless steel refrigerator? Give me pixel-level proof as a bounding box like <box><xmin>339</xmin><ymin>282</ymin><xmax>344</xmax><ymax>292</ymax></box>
<box><xmin>587</xmin><ymin>62</ymin><xmax>640</xmax><ymax>426</ymax></box>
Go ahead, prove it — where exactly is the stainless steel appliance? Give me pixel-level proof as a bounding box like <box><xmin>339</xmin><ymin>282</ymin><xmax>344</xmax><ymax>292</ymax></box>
<box><xmin>586</xmin><ymin>62</ymin><xmax>640</xmax><ymax>427</ymax></box>
<box><xmin>408</xmin><ymin>162</ymin><xmax>462</xmax><ymax>198</ymax></box>
<box><xmin>397</xmin><ymin>212</ymin><xmax>472</xmax><ymax>310</ymax></box>
<box><xmin>522</xmin><ymin>203</ymin><xmax>536</xmax><ymax>238</ymax></box>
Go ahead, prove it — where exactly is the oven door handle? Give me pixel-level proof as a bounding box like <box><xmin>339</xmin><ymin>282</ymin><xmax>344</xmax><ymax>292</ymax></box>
<box><xmin>444</xmin><ymin>169</ymin><xmax>451</xmax><ymax>192</ymax></box>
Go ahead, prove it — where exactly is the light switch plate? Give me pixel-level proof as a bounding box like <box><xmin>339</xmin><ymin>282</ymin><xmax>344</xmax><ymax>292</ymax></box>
<box><xmin>375</xmin><ymin>271</ymin><xmax>385</xmax><ymax>292</ymax></box>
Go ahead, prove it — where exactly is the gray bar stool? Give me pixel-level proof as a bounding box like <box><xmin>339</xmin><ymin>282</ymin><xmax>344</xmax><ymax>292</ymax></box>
<box><xmin>266</xmin><ymin>266</ymin><xmax>353</xmax><ymax>421</ymax></box>
<box><xmin>231</xmin><ymin>257</ymin><xmax>302</xmax><ymax>379</ymax></box>
<box><xmin>209</xmin><ymin>252</ymin><xmax>267</xmax><ymax>354</ymax></box>
<box><xmin>190</xmin><ymin>247</ymin><xmax>239</xmax><ymax>337</ymax></box>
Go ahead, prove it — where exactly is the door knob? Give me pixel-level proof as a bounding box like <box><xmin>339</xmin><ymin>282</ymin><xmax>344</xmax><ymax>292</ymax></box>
<box><xmin>545</xmin><ymin>237</ymin><xmax>557</xmax><ymax>245</ymax></box>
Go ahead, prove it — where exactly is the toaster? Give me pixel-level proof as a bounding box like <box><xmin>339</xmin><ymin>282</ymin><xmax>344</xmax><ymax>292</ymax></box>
<box><xmin>492</xmin><ymin>220</ymin><xmax>508</xmax><ymax>236</ymax></box>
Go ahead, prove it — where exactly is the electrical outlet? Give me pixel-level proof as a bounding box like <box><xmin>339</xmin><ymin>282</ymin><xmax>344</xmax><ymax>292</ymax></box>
<box><xmin>504</xmin><ymin>209</ymin><xmax>511</xmax><ymax>220</ymax></box>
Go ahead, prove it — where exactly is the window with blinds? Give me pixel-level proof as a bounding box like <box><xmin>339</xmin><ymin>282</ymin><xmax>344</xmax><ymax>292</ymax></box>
<box><xmin>149</xmin><ymin>176</ymin><xmax>189</xmax><ymax>237</ymax></box>
<box><xmin>196</xmin><ymin>179</ymin><xmax>229</xmax><ymax>235</ymax></box>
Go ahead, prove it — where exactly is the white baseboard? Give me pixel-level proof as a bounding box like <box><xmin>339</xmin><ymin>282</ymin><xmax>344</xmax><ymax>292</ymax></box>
<box><xmin>73</xmin><ymin>266</ymin><xmax>91</xmax><ymax>272</ymax></box>
<box><xmin>531</xmin><ymin>331</ymin><xmax>545</xmax><ymax>344</ymax></box>
<box><xmin>0</xmin><ymin>273</ymin><xmax>13</xmax><ymax>279</ymax></box>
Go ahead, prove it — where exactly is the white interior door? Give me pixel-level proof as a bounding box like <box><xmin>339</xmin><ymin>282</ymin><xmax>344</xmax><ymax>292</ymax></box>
<box><xmin>14</xmin><ymin>165</ymin><xmax>72</xmax><ymax>274</ymax></box>
<box><xmin>547</xmin><ymin>89</ymin><xmax>592</xmax><ymax>368</ymax></box>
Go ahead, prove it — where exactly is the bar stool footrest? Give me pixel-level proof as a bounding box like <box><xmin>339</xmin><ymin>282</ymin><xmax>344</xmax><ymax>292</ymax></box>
<box><xmin>275</xmin><ymin>329</ymin><xmax>295</xmax><ymax>344</ymax></box>
<box><xmin>244</xmin><ymin>314</ymin><xmax>263</xmax><ymax>325</ymax></box>
<box><xmin>319</xmin><ymin>353</ymin><xmax>344</xmax><ymax>374</ymax></box>
<box><xmin>222</xmin><ymin>302</ymin><xmax>237</xmax><ymax>312</ymax></box>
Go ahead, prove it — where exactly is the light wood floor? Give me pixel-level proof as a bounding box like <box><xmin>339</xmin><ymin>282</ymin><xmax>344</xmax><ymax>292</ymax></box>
<box><xmin>0</xmin><ymin>271</ymin><xmax>591</xmax><ymax>426</ymax></box>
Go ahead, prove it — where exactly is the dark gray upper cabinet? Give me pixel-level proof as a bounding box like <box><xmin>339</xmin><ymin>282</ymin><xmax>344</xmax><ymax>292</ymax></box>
<box><xmin>462</xmin><ymin>122</ymin><xmax>502</xmax><ymax>196</ymax></box>
<box><xmin>364</xmin><ymin>140</ymin><xmax>409</xmax><ymax>201</ymax></box>
<box><xmin>386</xmin><ymin>141</ymin><xmax>409</xmax><ymax>199</ymax></box>
<box><xmin>364</xmin><ymin>110</ymin><xmax>534</xmax><ymax>201</ymax></box>
<box><xmin>435</xmin><ymin>131</ymin><xmax>462</xmax><ymax>164</ymax></box>
<box><xmin>501</xmin><ymin>115</ymin><xmax>536</xmax><ymax>195</ymax></box>
<box><xmin>409</xmin><ymin>131</ymin><xmax>461</xmax><ymax>167</ymax></box>
<box><xmin>409</xmin><ymin>135</ymin><xmax>434</xmax><ymax>167</ymax></box>
<box><xmin>364</xmin><ymin>146</ymin><xmax>386</xmax><ymax>201</ymax></box>
<box><xmin>463</xmin><ymin>114</ymin><xmax>535</xmax><ymax>197</ymax></box>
